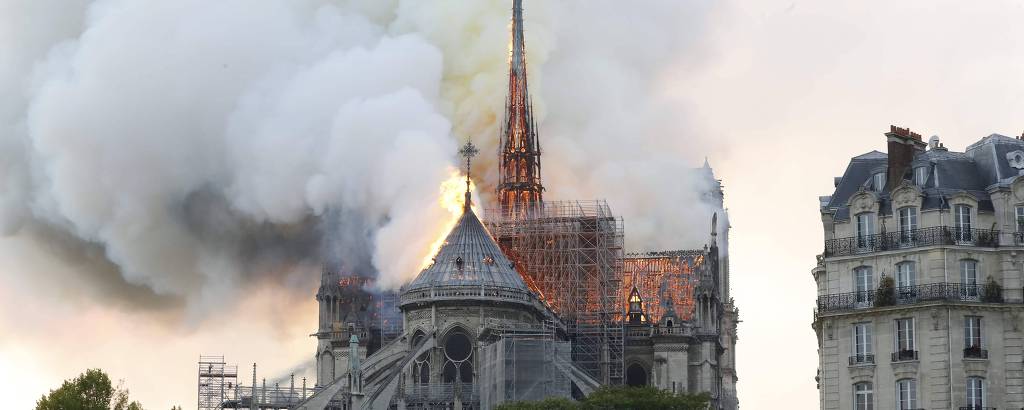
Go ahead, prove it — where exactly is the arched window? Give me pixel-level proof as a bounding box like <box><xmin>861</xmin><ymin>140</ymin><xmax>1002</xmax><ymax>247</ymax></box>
<box><xmin>896</xmin><ymin>378</ymin><xmax>917</xmax><ymax>410</ymax></box>
<box><xmin>966</xmin><ymin>377</ymin><xmax>985</xmax><ymax>408</ymax></box>
<box><xmin>872</xmin><ymin>173</ymin><xmax>886</xmax><ymax>191</ymax></box>
<box><xmin>442</xmin><ymin>331</ymin><xmax>473</xmax><ymax>384</ymax></box>
<box><xmin>320</xmin><ymin>351</ymin><xmax>335</xmax><ymax>385</ymax></box>
<box><xmin>915</xmin><ymin>167</ymin><xmax>928</xmax><ymax>186</ymax></box>
<box><xmin>853</xmin><ymin>382</ymin><xmax>873</xmax><ymax>410</ymax></box>
<box><xmin>625</xmin><ymin>363</ymin><xmax>647</xmax><ymax>387</ymax></box>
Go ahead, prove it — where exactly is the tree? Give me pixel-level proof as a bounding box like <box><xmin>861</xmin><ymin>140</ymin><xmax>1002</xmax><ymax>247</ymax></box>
<box><xmin>874</xmin><ymin>276</ymin><xmax>896</xmax><ymax>307</ymax></box>
<box><xmin>36</xmin><ymin>369</ymin><xmax>145</xmax><ymax>410</ymax></box>
<box><xmin>495</xmin><ymin>386</ymin><xmax>709</xmax><ymax>410</ymax></box>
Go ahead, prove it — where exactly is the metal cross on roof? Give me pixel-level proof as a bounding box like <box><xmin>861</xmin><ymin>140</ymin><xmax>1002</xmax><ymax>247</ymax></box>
<box><xmin>458</xmin><ymin>140</ymin><xmax>479</xmax><ymax>211</ymax></box>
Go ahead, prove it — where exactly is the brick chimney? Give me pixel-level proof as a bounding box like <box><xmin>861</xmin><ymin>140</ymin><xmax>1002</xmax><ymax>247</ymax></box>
<box><xmin>885</xmin><ymin>125</ymin><xmax>926</xmax><ymax>191</ymax></box>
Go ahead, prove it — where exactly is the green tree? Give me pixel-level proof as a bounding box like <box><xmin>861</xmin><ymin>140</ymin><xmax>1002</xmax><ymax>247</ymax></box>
<box><xmin>874</xmin><ymin>276</ymin><xmax>896</xmax><ymax>307</ymax></box>
<box><xmin>36</xmin><ymin>369</ymin><xmax>145</xmax><ymax>410</ymax></box>
<box><xmin>495</xmin><ymin>386</ymin><xmax>709</xmax><ymax>410</ymax></box>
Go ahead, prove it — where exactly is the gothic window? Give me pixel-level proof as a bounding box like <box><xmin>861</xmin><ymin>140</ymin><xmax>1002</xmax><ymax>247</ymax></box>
<box><xmin>442</xmin><ymin>331</ymin><xmax>473</xmax><ymax>384</ymax></box>
<box><xmin>625</xmin><ymin>363</ymin><xmax>648</xmax><ymax>387</ymax></box>
<box><xmin>627</xmin><ymin>287</ymin><xmax>646</xmax><ymax>324</ymax></box>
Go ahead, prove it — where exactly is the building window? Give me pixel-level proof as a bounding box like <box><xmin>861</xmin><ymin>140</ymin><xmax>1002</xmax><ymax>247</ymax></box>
<box><xmin>1017</xmin><ymin>206</ymin><xmax>1024</xmax><ymax>232</ymax></box>
<box><xmin>898</xmin><ymin>207</ymin><xmax>918</xmax><ymax>243</ymax></box>
<box><xmin>854</xmin><ymin>382</ymin><xmax>873</xmax><ymax>410</ymax></box>
<box><xmin>872</xmin><ymin>173</ymin><xmax>886</xmax><ymax>191</ymax></box>
<box><xmin>915</xmin><ymin>167</ymin><xmax>927</xmax><ymax>186</ymax></box>
<box><xmin>954</xmin><ymin>204</ymin><xmax>972</xmax><ymax>241</ymax></box>
<box><xmin>856</xmin><ymin>213</ymin><xmax>875</xmax><ymax>249</ymax></box>
<box><xmin>965</xmin><ymin>316</ymin><xmax>982</xmax><ymax>348</ymax></box>
<box><xmin>854</xmin><ymin>267</ymin><xmax>874</xmax><ymax>305</ymax></box>
<box><xmin>966</xmin><ymin>377</ymin><xmax>985</xmax><ymax>408</ymax></box>
<box><xmin>894</xmin><ymin>318</ymin><xmax>916</xmax><ymax>361</ymax></box>
<box><xmin>896</xmin><ymin>379</ymin><xmax>917</xmax><ymax>410</ymax></box>
<box><xmin>852</xmin><ymin>322</ymin><xmax>873</xmax><ymax>364</ymax></box>
<box><xmin>961</xmin><ymin>259</ymin><xmax>979</xmax><ymax>300</ymax></box>
<box><xmin>896</xmin><ymin>262</ymin><xmax>916</xmax><ymax>300</ymax></box>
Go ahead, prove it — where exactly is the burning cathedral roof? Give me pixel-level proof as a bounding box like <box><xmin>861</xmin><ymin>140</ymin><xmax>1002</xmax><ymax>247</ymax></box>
<box><xmin>404</xmin><ymin>206</ymin><xmax>529</xmax><ymax>293</ymax></box>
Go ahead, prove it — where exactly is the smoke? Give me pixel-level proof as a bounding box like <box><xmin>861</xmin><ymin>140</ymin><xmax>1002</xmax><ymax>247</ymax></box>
<box><xmin>0</xmin><ymin>0</ymin><xmax>724</xmax><ymax>318</ymax></box>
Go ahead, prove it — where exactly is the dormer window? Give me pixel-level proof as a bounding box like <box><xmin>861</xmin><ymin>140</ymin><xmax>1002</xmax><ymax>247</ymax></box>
<box><xmin>914</xmin><ymin>167</ymin><xmax>928</xmax><ymax>186</ymax></box>
<box><xmin>627</xmin><ymin>287</ymin><xmax>646</xmax><ymax>324</ymax></box>
<box><xmin>872</xmin><ymin>173</ymin><xmax>886</xmax><ymax>191</ymax></box>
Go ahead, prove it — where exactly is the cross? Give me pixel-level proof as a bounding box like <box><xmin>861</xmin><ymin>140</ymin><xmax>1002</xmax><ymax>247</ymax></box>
<box><xmin>458</xmin><ymin>140</ymin><xmax>479</xmax><ymax>211</ymax></box>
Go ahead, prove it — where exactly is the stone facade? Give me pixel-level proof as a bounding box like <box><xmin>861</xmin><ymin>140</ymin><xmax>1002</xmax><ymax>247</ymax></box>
<box><xmin>814</xmin><ymin>128</ymin><xmax>1024</xmax><ymax>409</ymax></box>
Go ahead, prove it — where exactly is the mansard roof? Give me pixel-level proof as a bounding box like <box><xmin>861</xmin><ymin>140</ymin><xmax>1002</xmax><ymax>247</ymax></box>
<box><xmin>823</xmin><ymin>134</ymin><xmax>1024</xmax><ymax>220</ymax></box>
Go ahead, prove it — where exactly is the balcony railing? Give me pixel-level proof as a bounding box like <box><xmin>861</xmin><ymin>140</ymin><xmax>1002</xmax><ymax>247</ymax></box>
<box><xmin>891</xmin><ymin>349</ymin><xmax>918</xmax><ymax>362</ymax></box>
<box><xmin>848</xmin><ymin>354</ymin><xmax>874</xmax><ymax>365</ymax></box>
<box><xmin>958</xmin><ymin>407</ymin><xmax>996</xmax><ymax>410</ymax></box>
<box><xmin>816</xmin><ymin>283</ymin><xmax>1009</xmax><ymax>313</ymax></box>
<box><xmin>964</xmin><ymin>345</ymin><xmax>989</xmax><ymax>359</ymax></box>
<box><xmin>824</xmin><ymin>227</ymin><xmax>999</xmax><ymax>257</ymax></box>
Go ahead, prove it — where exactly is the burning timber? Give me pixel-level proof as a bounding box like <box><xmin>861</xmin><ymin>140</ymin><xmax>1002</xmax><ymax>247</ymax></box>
<box><xmin>197</xmin><ymin>1</ymin><xmax>739</xmax><ymax>409</ymax></box>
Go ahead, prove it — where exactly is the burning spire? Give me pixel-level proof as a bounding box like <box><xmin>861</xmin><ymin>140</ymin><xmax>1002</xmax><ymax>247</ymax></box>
<box><xmin>496</xmin><ymin>0</ymin><xmax>543</xmax><ymax>218</ymax></box>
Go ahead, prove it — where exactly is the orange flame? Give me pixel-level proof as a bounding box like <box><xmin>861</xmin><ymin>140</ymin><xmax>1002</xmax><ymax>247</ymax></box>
<box><xmin>419</xmin><ymin>170</ymin><xmax>478</xmax><ymax>270</ymax></box>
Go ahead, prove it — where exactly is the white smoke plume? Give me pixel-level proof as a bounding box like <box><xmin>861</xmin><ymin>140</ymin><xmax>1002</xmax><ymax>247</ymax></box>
<box><xmin>0</xmin><ymin>0</ymin><xmax>724</xmax><ymax>318</ymax></box>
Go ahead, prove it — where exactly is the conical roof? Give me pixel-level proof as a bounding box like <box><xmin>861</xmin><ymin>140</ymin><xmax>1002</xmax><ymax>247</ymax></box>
<box><xmin>405</xmin><ymin>208</ymin><xmax>529</xmax><ymax>292</ymax></box>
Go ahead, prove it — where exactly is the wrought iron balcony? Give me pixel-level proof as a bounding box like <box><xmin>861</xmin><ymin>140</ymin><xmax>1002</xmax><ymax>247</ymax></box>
<box><xmin>958</xmin><ymin>407</ymin><xmax>996</xmax><ymax>410</ymax></box>
<box><xmin>823</xmin><ymin>226</ymin><xmax>1000</xmax><ymax>257</ymax></box>
<box><xmin>891</xmin><ymin>349</ymin><xmax>918</xmax><ymax>362</ymax></box>
<box><xmin>816</xmin><ymin>283</ymin><xmax>1007</xmax><ymax>313</ymax></box>
<box><xmin>964</xmin><ymin>345</ymin><xmax>989</xmax><ymax>359</ymax></box>
<box><xmin>848</xmin><ymin>354</ymin><xmax>874</xmax><ymax>365</ymax></box>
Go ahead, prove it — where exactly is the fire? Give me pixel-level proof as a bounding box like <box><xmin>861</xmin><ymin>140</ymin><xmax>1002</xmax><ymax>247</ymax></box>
<box><xmin>419</xmin><ymin>170</ymin><xmax>478</xmax><ymax>269</ymax></box>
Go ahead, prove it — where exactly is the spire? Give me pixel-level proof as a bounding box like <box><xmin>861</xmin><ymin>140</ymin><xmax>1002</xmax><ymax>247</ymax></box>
<box><xmin>459</xmin><ymin>140</ymin><xmax>479</xmax><ymax>212</ymax></box>
<box><xmin>497</xmin><ymin>0</ymin><xmax>543</xmax><ymax>219</ymax></box>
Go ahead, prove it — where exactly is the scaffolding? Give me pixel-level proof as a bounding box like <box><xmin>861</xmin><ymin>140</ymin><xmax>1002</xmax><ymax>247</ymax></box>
<box><xmin>198</xmin><ymin>356</ymin><xmax>238</xmax><ymax>410</ymax></box>
<box><xmin>622</xmin><ymin>251</ymin><xmax>702</xmax><ymax>323</ymax></box>
<box><xmin>486</xmin><ymin>199</ymin><xmax>624</xmax><ymax>385</ymax></box>
<box><xmin>478</xmin><ymin>321</ymin><xmax>571</xmax><ymax>409</ymax></box>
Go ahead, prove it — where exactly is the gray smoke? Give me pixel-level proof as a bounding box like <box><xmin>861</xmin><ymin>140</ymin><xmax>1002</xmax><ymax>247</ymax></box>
<box><xmin>0</xmin><ymin>0</ymin><xmax>724</xmax><ymax>318</ymax></box>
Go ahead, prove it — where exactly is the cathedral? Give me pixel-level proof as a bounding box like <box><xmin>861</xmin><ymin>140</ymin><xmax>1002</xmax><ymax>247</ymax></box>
<box><xmin>194</xmin><ymin>1</ymin><xmax>738</xmax><ymax>409</ymax></box>
<box><xmin>299</xmin><ymin>2</ymin><xmax>740</xmax><ymax>409</ymax></box>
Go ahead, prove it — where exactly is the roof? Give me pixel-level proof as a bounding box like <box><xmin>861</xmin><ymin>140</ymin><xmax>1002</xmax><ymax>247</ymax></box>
<box><xmin>824</xmin><ymin>134</ymin><xmax>1024</xmax><ymax>220</ymax></box>
<box><xmin>403</xmin><ymin>207</ymin><xmax>532</xmax><ymax>294</ymax></box>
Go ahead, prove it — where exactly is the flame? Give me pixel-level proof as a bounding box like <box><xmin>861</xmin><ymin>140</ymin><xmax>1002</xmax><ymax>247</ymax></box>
<box><xmin>419</xmin><ymin>170</ymin><xmax>478</xmax><ymax>269</ymax></box>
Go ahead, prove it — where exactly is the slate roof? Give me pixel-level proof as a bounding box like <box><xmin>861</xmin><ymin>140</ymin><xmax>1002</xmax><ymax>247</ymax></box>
<box><xmin>404</xmin><ymin>207</ymin><xmax>531</xmax><ymax>293</ymax></box>
<box><xmin>824</xmin><ymin>134</ymin><xmax>1024</xmax><ymax>221</ymax></box>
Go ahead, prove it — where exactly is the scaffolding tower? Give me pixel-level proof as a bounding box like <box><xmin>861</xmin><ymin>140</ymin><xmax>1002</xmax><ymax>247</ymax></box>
<box><xmin>486</xmin><ymin>199</ymin><xmax>624</xmax><ymax>385</ymax></box>
<box><xmin>198</xmin><ymin>355</ymin><xmax>238</xmax><ymax>410</ymax></box>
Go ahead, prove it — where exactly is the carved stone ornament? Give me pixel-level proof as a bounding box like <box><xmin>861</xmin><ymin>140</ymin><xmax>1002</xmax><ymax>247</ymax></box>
<box><xmin>892</xmin><ymin>185</ymin><xmax>920</xmax><ymax>208</ymax></box>
<box><xmin>851</xmin><ymin>191</ymin><xmax>876</xmax><ymax>213</ymax></box>
<box><xmin>1008</xmin><ymin>150</ymin><xmax>1024</xmax><ymax>170</ymax></box>
<box><xmin>1013</xmin><ymin>177</ymin><xmax>1024</xmax><ymax>202</ymax></box>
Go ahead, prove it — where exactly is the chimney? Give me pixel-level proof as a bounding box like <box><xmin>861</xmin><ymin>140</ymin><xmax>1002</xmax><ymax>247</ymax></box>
<box><xmin>885</xmin><ymin>125</ymin><xmax>926</xmax><ymax>191</ymax></box>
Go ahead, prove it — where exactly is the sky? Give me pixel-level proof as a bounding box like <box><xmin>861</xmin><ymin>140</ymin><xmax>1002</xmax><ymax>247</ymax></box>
<box><xmin>3</xmin><ymin>1</ymin><xmax>1024</xmax><ymax>409</ymax></box>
